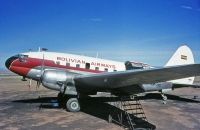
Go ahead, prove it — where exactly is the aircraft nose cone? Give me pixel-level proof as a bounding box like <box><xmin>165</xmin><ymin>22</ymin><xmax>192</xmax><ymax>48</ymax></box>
<box><xmin>5</xmin><ymin>57</ymin><xmax>12</xmax><ymax>69</ymax></box>
<box><xmin>5</xmin><ymin>56</ymin><xmax>18</xmax><ymax>69</ymax></box>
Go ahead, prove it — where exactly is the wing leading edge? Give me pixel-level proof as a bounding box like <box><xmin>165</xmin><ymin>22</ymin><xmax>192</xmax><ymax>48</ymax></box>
<box><xmin>74</xmin><ymin>64</ymin><xmax>200</xmax><ymax>93</ymax></box>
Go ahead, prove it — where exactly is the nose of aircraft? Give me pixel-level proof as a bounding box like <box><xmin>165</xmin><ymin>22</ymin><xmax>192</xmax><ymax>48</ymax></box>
<box><xmin>5</xmin><ymin>56</ymin><xmax>18</xmax><ymax>69</ymax></box>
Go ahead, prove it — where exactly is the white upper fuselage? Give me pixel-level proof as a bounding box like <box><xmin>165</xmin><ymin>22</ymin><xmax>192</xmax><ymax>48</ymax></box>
<box><xmin>23</xmin><ymin>51</ymin><xmax>126</xmax><ymax>74</ymax></box>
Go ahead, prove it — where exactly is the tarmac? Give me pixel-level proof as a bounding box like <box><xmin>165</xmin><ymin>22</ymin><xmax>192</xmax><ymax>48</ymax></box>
<box><xmin>0</xmin><ymin>76</ymin><xmax>200</xmax><ymax>130</ymax></box>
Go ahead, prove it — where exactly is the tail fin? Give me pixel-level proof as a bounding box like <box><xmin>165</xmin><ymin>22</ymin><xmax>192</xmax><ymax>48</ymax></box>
<box><xmin>166</xmin><ymin>45</ymin><xmax>195</xmax><ymax>85</ymax></box>
<box><xmin>165</xmin><ymin>45</ymin><xmax>194</xmax><ymax>66</ymax></box>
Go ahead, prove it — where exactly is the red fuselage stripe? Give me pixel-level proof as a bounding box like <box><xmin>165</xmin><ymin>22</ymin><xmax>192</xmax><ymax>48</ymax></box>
<box><xmin>10</xmin><ymin>57</ymin><xmax>102</xmax><ymax>76</ymax></box>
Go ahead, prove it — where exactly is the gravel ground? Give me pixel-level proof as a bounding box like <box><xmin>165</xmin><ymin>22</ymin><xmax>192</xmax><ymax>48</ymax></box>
<box><xmin>0</xmin><ymin>77</ymin><xmax>200</xmax><ymax>130</ymax></box>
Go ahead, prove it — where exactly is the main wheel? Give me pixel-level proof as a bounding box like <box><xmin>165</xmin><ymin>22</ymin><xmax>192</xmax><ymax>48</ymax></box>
<box><xmin>66</xmin><ymin>98</ymin><xmax>80</xmax><ymax>112</ymax></box>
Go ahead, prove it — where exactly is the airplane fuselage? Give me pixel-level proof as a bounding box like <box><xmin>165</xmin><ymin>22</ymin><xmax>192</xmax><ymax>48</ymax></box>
<box><xmin>6</xmin><ymin>51</ymin><xmax>127</xmax><ymax>80</ymax></box>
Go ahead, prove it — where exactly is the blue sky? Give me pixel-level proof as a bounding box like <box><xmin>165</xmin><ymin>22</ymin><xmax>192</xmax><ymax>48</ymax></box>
<box><xmin>0</xmin><ymin>0</ymin><xmax>200</xmax><ymax>69</ymax></box>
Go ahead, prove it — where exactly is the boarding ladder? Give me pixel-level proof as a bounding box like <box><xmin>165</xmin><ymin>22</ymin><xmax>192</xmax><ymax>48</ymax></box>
<box><xmin>108</xmin><ymin>95</ymin><xmax>148</xmax><ymax>130</ymax></box>
<box><xmin>122</xmin><ymin>96</ymin><xmax>147</xmax><ymax>120</ymax></box>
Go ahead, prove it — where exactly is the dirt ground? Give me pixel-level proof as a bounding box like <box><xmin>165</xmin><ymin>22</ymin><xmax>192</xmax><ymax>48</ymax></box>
<box><xmin>0</xmin><ymin>76</ymin><xmax>200</xmax><ymax>130</ymax></box>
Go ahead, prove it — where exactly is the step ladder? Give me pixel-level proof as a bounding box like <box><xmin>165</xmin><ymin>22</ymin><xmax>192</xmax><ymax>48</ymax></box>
<box><xmin>108</xmin><ymin>95</ymin><xmax>150</xmax><ymax>130</ymax></box>
<box><xmin>121</xmin><ymin>96</ymin><xmax>147</xmax><ymax>122</ymax></box>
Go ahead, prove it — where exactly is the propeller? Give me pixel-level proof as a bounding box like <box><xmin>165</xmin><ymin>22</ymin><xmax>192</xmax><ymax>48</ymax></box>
<box><xmin>31</xmin><ymin>50</ymin><xmax>46</xmax><ymax>90</ymax></box>
<box><xmin>27</xmin><ymin>48</ymin><xmax>47</xmax><ymax>90</ymax></box>
<box><xmin>37</xmin><ymin>51</ymin><xmax>45</xmax><ymax>89</ymax></box>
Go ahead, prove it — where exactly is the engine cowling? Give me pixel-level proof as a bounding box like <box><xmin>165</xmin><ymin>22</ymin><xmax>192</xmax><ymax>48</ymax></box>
<box><xmin>41</xmin><ymin>70</ymin><xmax>75</xmax><ymax>92</ymax></box>
<box><xmin>141</xmin><ymin>82</ymin><xmax>173</xmax><ymax>92</ymax></box>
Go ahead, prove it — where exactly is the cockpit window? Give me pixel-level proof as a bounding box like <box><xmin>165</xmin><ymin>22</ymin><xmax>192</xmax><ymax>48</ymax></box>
<box><xmin>18</xmin><ymin>54</ymin><xmax>28</xmax><ymax>62</ymax></box>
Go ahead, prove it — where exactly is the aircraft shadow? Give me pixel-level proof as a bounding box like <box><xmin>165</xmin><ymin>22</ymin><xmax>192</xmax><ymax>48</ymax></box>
<box><xmin>12</xmin><ymin>93</ymin><xmax>199</xmax><ymax>129</ymax></box>
<box><xmin>12</xmin><ymin>97</ymin><xmax>60</xmax><ymax>109</ymax></box>
<box><xmin>80</xmin><ymin>98</ymin><xmax>156</xmax><ymax>130</ymax></box>
<box><xmin>138</xmin><ymin>93</ymin><xmax>200</xmax><ymax>103</ymax></box>
<box><xmin>13</xmin><ymin>96</ymin><xmax>156</xmax><ymax>129</ymax></box>
<box><xmin>13</xmin><ymin>97</ymin><xmax>58</xmax><ymax>103</ymax></box>
<box><xmin>12</xmin><ymin>93</ymin><xmax>200</xmax><ymax>104</ymax></box>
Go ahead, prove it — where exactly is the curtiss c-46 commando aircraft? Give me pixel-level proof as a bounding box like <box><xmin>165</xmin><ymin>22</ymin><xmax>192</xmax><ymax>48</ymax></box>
<box><xmin>5</xmin><ymin>45</ymin><xmax>200</xmax><ymax>112</ymax></box>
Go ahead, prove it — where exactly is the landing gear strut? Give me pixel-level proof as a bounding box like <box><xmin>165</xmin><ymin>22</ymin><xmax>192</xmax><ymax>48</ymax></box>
<box><xmin>57</xmin><ymin>92</ymin><xmax>63</xmax><ymax>101</ymax></box>
<box><xmin>57</xmin><ymin>93</ymin><xmax>80</xmax><ymax>112</ymax></box>
<box><xmin>161</xmin><ymin>93</ymin><xmax>167</xmax><ymax>104</ymax></box>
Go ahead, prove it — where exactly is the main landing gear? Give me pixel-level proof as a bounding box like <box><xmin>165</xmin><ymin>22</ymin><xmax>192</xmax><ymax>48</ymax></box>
<box><xmin>66</xmin><ymin>98</ymin><xmax>80</xmax><ymax>112</ymax></box>
<box><xmin>57</xmin><ymin>93</ymin><xmax>80</xmax><ymax>112</ymax></box>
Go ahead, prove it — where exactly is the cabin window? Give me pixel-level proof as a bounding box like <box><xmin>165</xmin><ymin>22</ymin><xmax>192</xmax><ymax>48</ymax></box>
<box><xmin>85</xmin><ymin>63</ymin><xmax>90</xmax><ymax>69</ymax></box>
<box><xmin>56</xmin><ymin>61</ymin><xmax>60</xmax><ymax>65</ymax></box>
<box><xmin>95</xmin><ymin>67</ymin><xmax>99</xmax><ymax>71</ymax></box>
<box><xmin>76</xmin><ymin>64</ymin><xmax>80</xmax><ymax>68</ymax></box>
<box><xmin>104</xmin><ymin>68</ymin><xmax>108</xmax><ymax>72</ymax></box>
<box><xmin>19</xmin><ymin>54</ymin><xmax>28</xmax><ymax>62</ymax></box>
<box><xmin>66</xmin><ymin>62</ymin><xmax>70</xmax><ymax>66</ymax></box>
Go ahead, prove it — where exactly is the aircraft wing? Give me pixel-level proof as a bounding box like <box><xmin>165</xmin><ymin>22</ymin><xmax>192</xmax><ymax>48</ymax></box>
<box><xmin>74</xmin><ymin>64</ymin><xmax>200</xmax><ymax>93</ymax></box>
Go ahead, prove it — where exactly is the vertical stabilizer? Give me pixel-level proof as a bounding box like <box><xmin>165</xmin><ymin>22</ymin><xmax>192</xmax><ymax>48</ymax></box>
<box><xmin>166</xmin><ymin>45</ymin><xmax>195</xmax><ymax>85</ymax></box>
<box><xmin>165</xmin><ymin>45</ymin><xmax>194</xmax><ymax>66</ymax></box>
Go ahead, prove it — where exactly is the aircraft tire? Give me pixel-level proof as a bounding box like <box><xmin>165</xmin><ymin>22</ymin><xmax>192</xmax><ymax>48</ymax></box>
<box><xmin>66</xmin><ymin>98</ymin><xmax>80</xmax><ymax>112</ymax></box>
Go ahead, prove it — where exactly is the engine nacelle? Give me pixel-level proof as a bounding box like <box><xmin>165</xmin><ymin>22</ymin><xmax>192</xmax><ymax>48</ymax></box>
<box><xmin>125</xmin><ymin>61</ymin><xmax>151</xmax><ymax>70</ymax></box>
<box><xmin>41</xmin><ymin>70</ymin><xmax>75</xmax><ymax>92</ymax></box>
<box><xmin>141</xmin><ymin>82</ymin><xmax>173</xmax><ymax>92</ymax></box>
